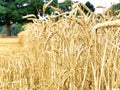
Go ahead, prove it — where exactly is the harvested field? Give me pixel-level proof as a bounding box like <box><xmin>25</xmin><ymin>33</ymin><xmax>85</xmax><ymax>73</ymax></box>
<box><xmin>0</xmin><ymin>37</ymin><xmax>21</xmax><ymax>46</ymax></box>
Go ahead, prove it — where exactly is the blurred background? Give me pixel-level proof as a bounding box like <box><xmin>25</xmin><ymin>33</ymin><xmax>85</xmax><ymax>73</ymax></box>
<box><xmin>0</xmin><ymin>0</ymin><xmax>120</xmax><ymax>36</ymax></box>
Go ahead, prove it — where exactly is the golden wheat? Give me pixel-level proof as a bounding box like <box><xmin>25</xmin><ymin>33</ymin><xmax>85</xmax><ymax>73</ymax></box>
<box><xmin>0</xmin><ymin>2</ymin><xmax>120</xmax><ymax>90</ymax></box>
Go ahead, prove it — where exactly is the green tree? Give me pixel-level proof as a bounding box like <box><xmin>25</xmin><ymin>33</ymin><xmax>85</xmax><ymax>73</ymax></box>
<box><xmin>82</xmin><ymin>1</ymin><xmax>95</xmax><ymax>14</ymax></box>
<box><xmin>113</xmin><ymin>3</ymin><xmax>120</xmax><ymax>11</ymax></box>
<box><xmin>59</xmin><ymin>0</ymin><xmax>72</xmax><ymax>12</ymax></box>
<box><xmin>85</xmin><ymin>1</ymin><xmax>95</xmax><ymax>12</ymax></box>
<box><xmin>51</xmin><ymin>0</ymin><xmax>58</xmax><ymax>7</ymax></box>
<box><xmin>11</xmin><ymin>23</ymin><xmax>23</xmax><ymax>36</ymax></box>
<box><xmin>45</xmin><ymin>0</ymin><xmax>59</xmax><ymax>14</ymax></box>
<box><xmin>0</xmin><ymin>0</ymin><xmax>44</xmax><ymax>36</ymax></box>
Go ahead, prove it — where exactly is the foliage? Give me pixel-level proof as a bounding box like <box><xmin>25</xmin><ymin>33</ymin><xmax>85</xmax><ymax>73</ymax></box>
<box><xmin>51</xmin><ymin>0</ymin><xmax>58</xmax><ymax>7</ymax></box>
<box><xmin>113</xmin><ymin>3</ymin><xmax>120</xmax><ymax>11</ymax></box>
<box><xmin>85</xmin><ymin>1</ymin><xmax>95</xmax><ymax>12</ymax></box>
<box><xmin>45</xmin><ymin>0</ymin><xmax>59</xmax><ymax>14</ymax></box>
<box><xmin>82</xmin><ymin>1</ymin><xmax>95</xmax><ymax>14</ymax></box>
<box><xmin>0</xmin><ymin>0</ymin><xmax>44</xmax><ymax>36</ymax></box>
<box><xmin>11</xmin><ymin>23</ymin><xmax>23</xmax><ymax>36</ymax></box>
<box><xmin>0</xmin><ymin>23</ymin><xmax>23</xmax><ymax>35</ymax></box>
<box><xmin>59</xmin><ymin>1</ymin><xmax>95</xmax><ymax>13</ymax></box>
<box><xmin>59</xmin><ymin>0</ymin><xmax>72</xmax><ymax>12</ymax></box>
<box><xmin>0</xmin><ymin>26</ymin><xmax>6</xmax><ymax>34</ymax></box>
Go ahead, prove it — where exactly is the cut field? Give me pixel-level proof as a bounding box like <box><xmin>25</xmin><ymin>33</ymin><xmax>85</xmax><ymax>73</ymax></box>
<box><xmin>0</xmin><ymin>37</ymin><xmax>21</xmax><ymax>46</ymax></box>
<box><xmin>0</xmin><ymin>37</ymin><xmax>27</xmax><ymax>90</ymax></box>
<box><xmin>0</xmin><ymin>37</ymin><xmax>23</xmax><ymax>54</ymax></box>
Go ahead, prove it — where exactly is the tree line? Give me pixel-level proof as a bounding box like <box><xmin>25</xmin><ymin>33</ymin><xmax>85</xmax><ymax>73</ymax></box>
<box><xmin>0</xmin><ymin>0</ymin><xmax>119</xmax><ymax>36</ymax></box>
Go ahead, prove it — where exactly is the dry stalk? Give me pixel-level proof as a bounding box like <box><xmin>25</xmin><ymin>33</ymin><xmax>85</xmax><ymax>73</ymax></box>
<box><xmin>94</xmin><ymin>19</ymin><xmax>120</xmax><ymax>29</ymax></box>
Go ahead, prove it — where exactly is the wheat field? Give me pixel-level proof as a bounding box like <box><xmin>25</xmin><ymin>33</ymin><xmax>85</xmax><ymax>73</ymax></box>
<box><xmin>0</xmin><ymin>2</ymin><xmax>120</xmax><ymax>90</ymax></box>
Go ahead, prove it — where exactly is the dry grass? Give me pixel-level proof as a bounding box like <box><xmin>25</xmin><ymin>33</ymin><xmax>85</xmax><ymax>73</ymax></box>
<box><xmin>0</xmin><ymin>2</ymin><xmax>120</xmax><ymax>90</ymax></box>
